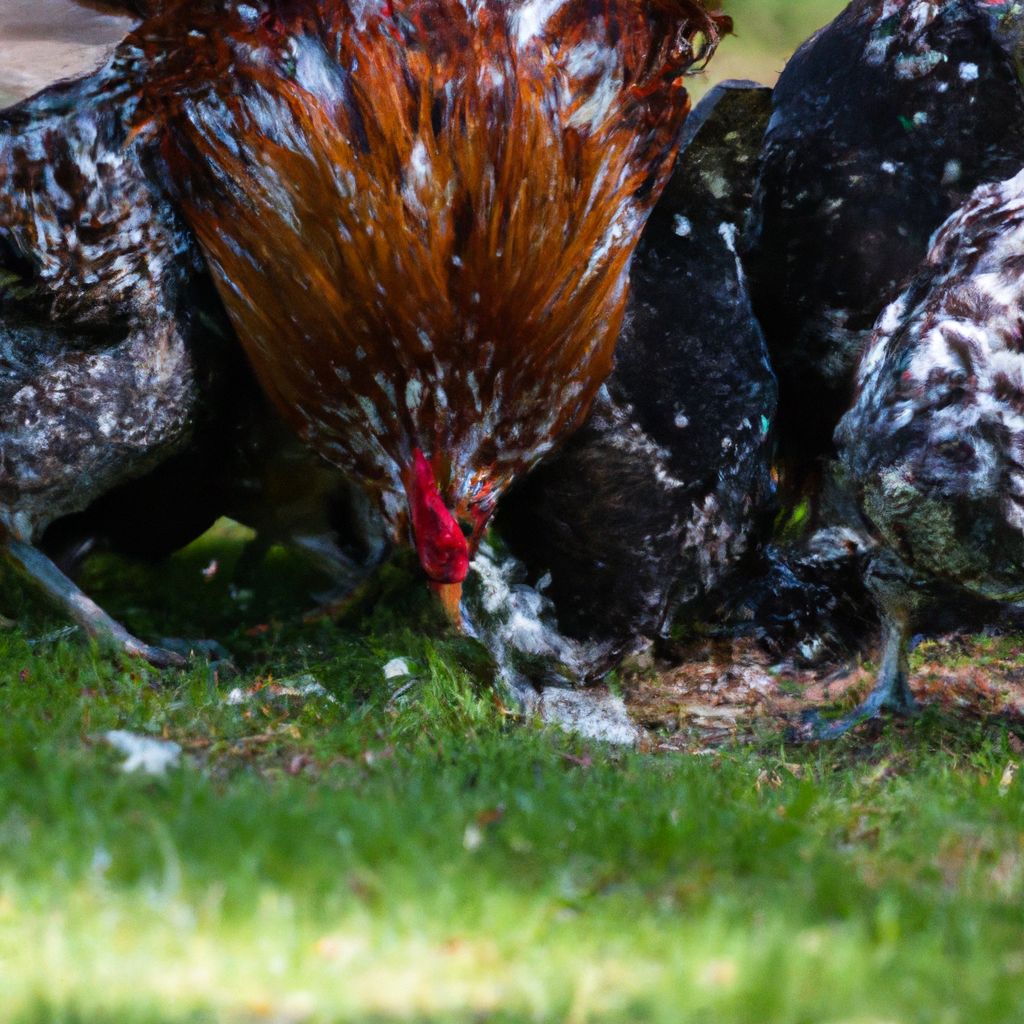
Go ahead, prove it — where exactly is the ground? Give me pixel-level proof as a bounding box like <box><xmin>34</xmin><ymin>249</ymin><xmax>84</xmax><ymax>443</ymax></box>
<box><xmin>1</xmin><ymin>524</ymin><xmax>1023</xmax><ymax>1023</ymax></box>
<box><xmin>627</xmin><ymin>632</ymin><xmax>1024</xmax><ymax>753</ymax></box>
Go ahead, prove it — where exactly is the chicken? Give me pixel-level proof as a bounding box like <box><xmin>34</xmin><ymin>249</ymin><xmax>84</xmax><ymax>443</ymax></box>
<box><xmin>0</xmin><ymin>47</ymin><xmax>379</xmax><ymax>664</ymax></box>
<box><xmin>0</xmin><ymin>66</ymin><xmax>231</xmax><ymax>666</ymax></box>
<box><xmin>809</xmin><ymin>167</ymin><xmax>1024</xmax><ymax>738</ymax></box>
<box><xmin>133</xmin><ymin>0</ymin><xmax>728</xmax><ymax>619</ymax></box>
<box><xmin>746</xmin><ymin>0</ymin><xmax>1024</xmax><ymax>491</ymax></box>
<box><xmin>497</xmin><ymin>81</ymin><xmax>777</xmax><ymax>671</ymax></box>
<box><xmin>41</xmin><ymin>382</ymin><xmax>388</xmax><ymax>598</ymax></box>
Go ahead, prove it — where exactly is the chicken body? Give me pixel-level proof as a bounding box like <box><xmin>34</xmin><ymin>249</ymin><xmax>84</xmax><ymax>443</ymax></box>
<box><xmin>839</xmin><ymin>168</ymin><xmax>1024</xmax><ymax>605</ymax></box>
<box><xmin>0</xmin><ymin>63</ymin><xmax>227</xmax><ymax>664</ymax></box>
<box><xmin>0</xmin><ymin>46</ymin><xmax>383</xmax><ymax>664</ymax></box>
<box><xmin>133</xmin><ymin>0</ymin><xmax>725</xmax><ymax>598</ymax></box>
<box><xmin>747</xmin><ymin>0</ymin><xmax>1024</xmax><ymax>483</ymax></box>
<box><xmin>498</xmin><ymin>81</ymin><xmax>777</xmax><ymax>668</ymax></box>
<box><xmin>810</xmin><ymin>168</ymin><xmax>1024</xmax><ymax>737</ymax></box>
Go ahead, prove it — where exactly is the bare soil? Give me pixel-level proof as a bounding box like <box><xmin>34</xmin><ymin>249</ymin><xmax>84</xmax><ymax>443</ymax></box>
<box><xmin>623</xmin><ymin>632</ymin><xmax>1024</xmax><ymax>752</ymax></box>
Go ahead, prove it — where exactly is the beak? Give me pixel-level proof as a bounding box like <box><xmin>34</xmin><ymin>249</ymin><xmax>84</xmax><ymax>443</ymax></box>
<box><xmin>431</xmin><ymin>581</ymin><xmax>464</xmax><ymax>631</ymax></box>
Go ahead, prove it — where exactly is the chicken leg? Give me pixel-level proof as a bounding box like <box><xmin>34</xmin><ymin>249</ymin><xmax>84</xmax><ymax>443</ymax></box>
<box><xmin>792</xmin><ymin>549</ymin><xmax>923</xmax><ymax>740</ymax></box>
<box><xmin>2</xmin><ymin>534</ymin><xmax>185</xmax><ymax>667</ymax></box>
<box><xmin>794</xmin><ymin>616</ymin><xmax>918</xmax><ymax>741</ymax></box>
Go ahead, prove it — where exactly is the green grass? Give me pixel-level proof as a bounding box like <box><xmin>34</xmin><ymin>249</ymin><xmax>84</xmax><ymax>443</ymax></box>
<box><xmin>1</xmin><ymin>527</ymin><xmax>1024</xmax><ymax>1022</ymax></box>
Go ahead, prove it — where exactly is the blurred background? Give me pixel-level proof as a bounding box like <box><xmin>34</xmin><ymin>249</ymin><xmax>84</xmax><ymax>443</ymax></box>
<box><xmin>0</xmin><ymin>0</ymin><xmax>848</xmax><ymax>109</ymax></box>
<box><xmin>699</xmin><ymin>0</ymin><xmax>846</xmax><ymax>94</ymax></box>
<box><xmin>0</xmin><ymin>0</ymin><xmax>135</xmax><ymax>107</ymax></box>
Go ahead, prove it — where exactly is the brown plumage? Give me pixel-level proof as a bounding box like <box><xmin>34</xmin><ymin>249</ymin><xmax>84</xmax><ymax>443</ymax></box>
<box><xmin>132</xmin><ymin>0</ymin><xmax>725</xmax><ymax>601</ymax></box>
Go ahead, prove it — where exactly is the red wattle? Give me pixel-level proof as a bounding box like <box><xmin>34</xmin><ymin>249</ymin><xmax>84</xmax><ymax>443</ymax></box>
<box><xmin>406</xmin><ymin>449</ymin><xmax>470</xmax><ymax>584</ymax></box>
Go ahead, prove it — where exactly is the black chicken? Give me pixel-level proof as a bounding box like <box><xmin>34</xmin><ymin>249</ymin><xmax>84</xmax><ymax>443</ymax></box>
<box><xmin>747</xmin><ymin>0</ymin><xmax>1024</xmax><ymax>486</ymax></box>
<box><xmin>498</xmin><ymin>81</ymin><xmax>777</xmax><ymax>670</ymax></box>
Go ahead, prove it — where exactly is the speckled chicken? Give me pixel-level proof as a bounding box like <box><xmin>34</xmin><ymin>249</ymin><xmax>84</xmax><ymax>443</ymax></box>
<box><xmin>0</xmin><ymin>48</ymin><xmax>380</xmax><ymax>663</ymax></box>
<box><xmin>815</xmin><ymin>167</ymin><xmax>1024</xmax><ymax>737</ymax></box>
<box><xmin>0</xmin><ymin>63</ymin><xmax>231</xmax><ymax>666</ymax></box>
<box><xmin>747</xmin><ymin>0</ymin><xmax>1024</xmax><ymax>484</ymax></box>
<box><xmin>133</xmin><ymin>0</ymin><xmax>727</xmax><ymax>620</ymax></box>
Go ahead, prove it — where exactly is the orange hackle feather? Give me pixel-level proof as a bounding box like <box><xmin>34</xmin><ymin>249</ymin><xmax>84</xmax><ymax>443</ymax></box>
<box><xmin>135</xmin><ymin>0</ymin><xmax>725</xmax><ymax>564</ymax></box>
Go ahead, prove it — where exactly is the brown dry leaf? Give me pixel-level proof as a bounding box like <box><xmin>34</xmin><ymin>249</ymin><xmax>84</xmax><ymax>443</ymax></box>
<box><xmin>626</xmin><ymin>631</ymin><xmax>1024</xmax><ymax>751</ymax></box>
<box><xmin>490</xmin><ymin>690</ymin><xmax>518</xmax><ymax>717</ymax></box>
<box><xmin>231</xmin><ymin>724</ymin><xmax>302</xmax><ymax>750</ymax></box>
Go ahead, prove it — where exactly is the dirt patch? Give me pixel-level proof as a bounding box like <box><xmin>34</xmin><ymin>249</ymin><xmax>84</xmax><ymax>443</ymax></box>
<box><xmin>622</xmin><ymin>633</ymin><xmax>1024</xmax><ymax>752</ymax></box>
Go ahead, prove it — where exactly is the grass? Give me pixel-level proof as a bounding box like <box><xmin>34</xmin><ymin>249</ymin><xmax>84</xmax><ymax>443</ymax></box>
<box><xmin>1</xmin><ymin>526</ymin><xmax>1024</xmax><ymax>1023</ymax></box>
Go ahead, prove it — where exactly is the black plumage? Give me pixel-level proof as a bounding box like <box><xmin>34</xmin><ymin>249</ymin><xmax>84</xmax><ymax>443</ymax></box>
<box><xmin>747</xmin><ymin>0</ymin><xmax>1024</xmax><ymax>481</ymax></box>
<box><xmin>498</xmin><ymin>81</ymin><xmax>778</xmax><ymax>672</ymax></box>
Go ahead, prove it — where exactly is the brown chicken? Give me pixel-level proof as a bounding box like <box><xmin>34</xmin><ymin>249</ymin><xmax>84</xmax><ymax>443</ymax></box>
<box><xmin>131</xmin><ymin>0</ymin><xmax>727</xmax><ymax>615</ymax></box>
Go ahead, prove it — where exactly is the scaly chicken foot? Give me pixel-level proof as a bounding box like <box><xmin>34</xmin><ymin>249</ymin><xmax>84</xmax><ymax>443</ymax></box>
<box><xmin>3</xmin><ymin>537</ymin><xmax>187</xmax><ymax>669</ymax></box>
<box><xmin>794</xmin><ymin>618</ymin><xmax>918</xmax><ymax>741</ymax></box>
